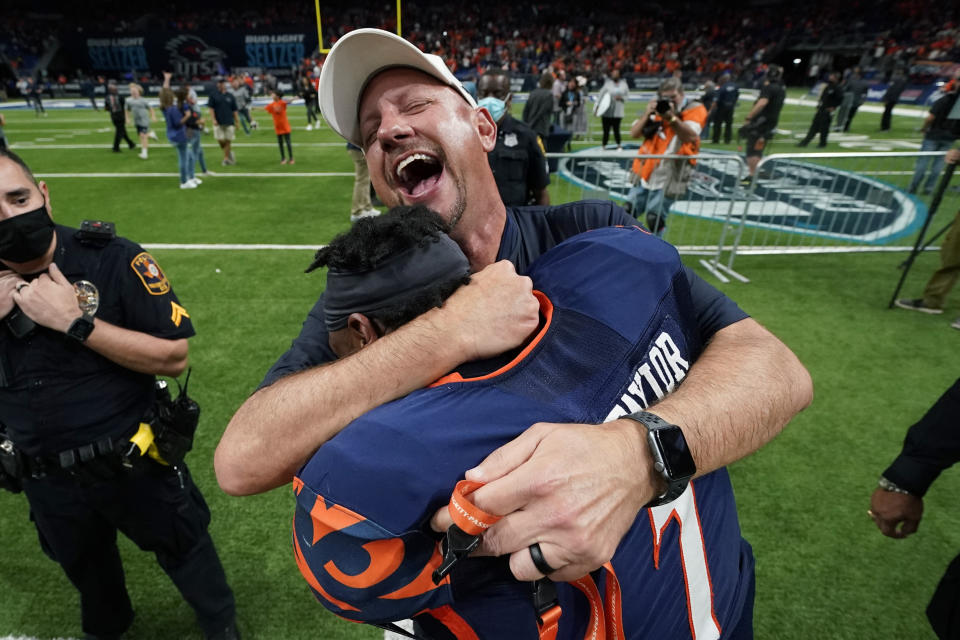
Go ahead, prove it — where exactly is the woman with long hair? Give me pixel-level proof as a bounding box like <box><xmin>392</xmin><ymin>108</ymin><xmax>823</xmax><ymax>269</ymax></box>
<box><xmin>160</xmin><ymin>72</ymin><xmax>198</xmax><ymax>189</ymax></box>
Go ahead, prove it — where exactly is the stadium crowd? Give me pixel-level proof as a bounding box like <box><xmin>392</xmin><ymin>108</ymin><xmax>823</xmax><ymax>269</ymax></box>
<box><xmin>1</xmin><ymin>0</ymin><xmax>958</xmax><ymax>99</ymax></box>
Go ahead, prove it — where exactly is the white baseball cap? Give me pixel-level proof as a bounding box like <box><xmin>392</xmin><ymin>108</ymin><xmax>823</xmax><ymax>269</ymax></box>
<box><xmin>318</xmin><ymin>28</ymin><xmax>477</xmax><ymax>147</ymax></box>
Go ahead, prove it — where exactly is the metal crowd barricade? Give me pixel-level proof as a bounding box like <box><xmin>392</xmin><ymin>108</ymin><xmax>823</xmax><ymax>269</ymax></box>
<box><xmin>546</xmin><ymin>149</ymin><xmax>953</xmax><ymax>283</ymax></box>
<box><xmin>548</xmin><ymin>150</ymin><xmax>749</xmax><ymax>281</ymax></box>
<box><xmin>724</xmin><ymin>151</ymin><xmax>952</xmax><ymax>278</ymax></box>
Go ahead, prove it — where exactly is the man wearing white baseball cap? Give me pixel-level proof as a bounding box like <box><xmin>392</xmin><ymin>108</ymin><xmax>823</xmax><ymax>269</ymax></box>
<box><xmin>218</xmin><ymin>27</ymin><xmax>811</xmax><ymax>591</ymax></box>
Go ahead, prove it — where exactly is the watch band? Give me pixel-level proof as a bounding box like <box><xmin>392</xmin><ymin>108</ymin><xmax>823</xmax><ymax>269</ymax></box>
<box><xmin>66</xmin><ymin>314</ymin><xmax>95</xmax><ymax>343</ymax></box>
<box><xmin>877</xmin><ymin>476</ymin><xmax>913</xmax><ymax>496</ymax></box>
<box><xmin>622</xmin><ymin>411</ymin><xmax>695</xmax><ymax>508</ymax></box>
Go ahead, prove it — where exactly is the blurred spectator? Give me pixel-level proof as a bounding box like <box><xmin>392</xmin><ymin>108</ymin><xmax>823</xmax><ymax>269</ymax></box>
<box><xmin>105</xmin><ymin>83</ymin><xmax>135</xmax><ymax>152</ymax></box>
<box><xmin>700</xmin><ymin>80</ymin><xmax>717</xmax><ymax>140</ymax></box>
<box><xmin>227</xmin><ymin>77</ymin><xmax>253</xmax><ymax>135</ymax></box>
<box><xmin>797</xmin><ymin>71</ymin><xmax>843</xmax><ymax>148</ymax></box>
<box><xmin>881</xmin><ymin>70</ymin><xmax>908</xmax><ymax>131</ymax></box>
<box><xmin>125</xmin><ymin>83</ymin><xmax>157</xmax><ymax>159</ymax></box>
<box><xmin>907</xmin><ymin>83</ymin><xmax>960</xmax><ymax>195</ymax></box>
<box><xmin>896</xmin><ymin>149</ymin><xmax>960</xmax><ymax>325</ymax></box>
<box><xmin>522</xmin><ymin>71</ymin><xmax>554</xmax><ymax>141</ymax></box>
<box><xmin>712</xmin><ymin>73</ymin><xmax>739</xmax><ymax>145</ymax></box>
<box><xmin>597</xmin><ymin>67</ymin><xmax>629</xmax><ymax>150</ymax></box>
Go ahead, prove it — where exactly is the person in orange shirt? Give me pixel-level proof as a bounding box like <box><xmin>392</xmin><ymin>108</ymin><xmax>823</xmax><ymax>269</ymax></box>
<box><xmin>264</xmin><ymin>90</ymin><xmax>294</xmax><ymax>164</ymax></box>
<box><xmin>627</xmin><ymin>77</ymin><xmax>707</xmax><ymax>235</ymax></box>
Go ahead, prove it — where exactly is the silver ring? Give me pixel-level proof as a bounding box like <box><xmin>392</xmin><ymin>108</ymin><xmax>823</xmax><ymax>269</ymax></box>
<box><xmin>15</xmin><ymin>282</ymin><xmax>28</xmax><ymax>293</ymax></box>
<box><xmin>529</xmin><ymin>543</ymin><xmax>557</xmax><ymax>575</ymax></box>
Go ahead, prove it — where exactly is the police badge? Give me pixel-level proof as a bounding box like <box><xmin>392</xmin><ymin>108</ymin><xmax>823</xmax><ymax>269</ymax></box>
<box><xmin>73</xmin><ymin>280</ymin><xmax>100</xmax><ymax>316</ymax></box>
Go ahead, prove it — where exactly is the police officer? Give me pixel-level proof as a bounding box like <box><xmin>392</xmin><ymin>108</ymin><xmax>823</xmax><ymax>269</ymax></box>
<box><xmin>0</xmin><ymin>150</ymin><xmax>238</xmax><ymax>640</ymax></box>
<box><xmin>478</xmin><ymin>70</ymin><xmax>550</xmax><ymax>207</ymax></box>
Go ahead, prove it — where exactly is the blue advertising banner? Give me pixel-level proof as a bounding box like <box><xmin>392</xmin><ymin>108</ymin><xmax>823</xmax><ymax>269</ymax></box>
<box><xmin>66</xmin><ymin>30</ymin><xmax>319</xmax><ymax>76</ymax></box>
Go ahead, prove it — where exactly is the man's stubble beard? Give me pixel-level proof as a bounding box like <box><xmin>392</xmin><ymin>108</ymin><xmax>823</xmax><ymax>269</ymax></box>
<box><xmin>446</xmin><ymin>170</ymin><xmax>467</xmax><ymax>232</ymax></box>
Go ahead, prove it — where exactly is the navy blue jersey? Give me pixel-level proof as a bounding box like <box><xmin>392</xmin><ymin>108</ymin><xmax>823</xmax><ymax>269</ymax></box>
<box><xmin>0</xmin><ymin>225</ymin><xmax>194</xmax><ymax>456</ymax></box>
<box><xmin>260</xmin><ymin>202</ymin><xmax>746</xmax><ymax>388</ymax></box>
<box><xmin>293</xmin><ymin>227</ymin><xmax>749</xmax><ymax>639</ymax></box>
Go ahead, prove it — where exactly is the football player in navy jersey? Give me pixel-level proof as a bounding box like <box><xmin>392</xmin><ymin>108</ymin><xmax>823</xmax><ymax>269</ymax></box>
<box><xmin>217</xmin><ymin>28</ymin><xmax>811</xmax><ymax>593</ymax></box>
<box><xmin>293</xmin><ymin>205</ymin><xmax>753</xmax><ymax>639</ymax></box>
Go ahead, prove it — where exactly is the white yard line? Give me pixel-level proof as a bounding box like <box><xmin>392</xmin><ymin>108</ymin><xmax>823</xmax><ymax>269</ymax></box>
<box><xmin>12</xmin><ymin>142</ymin><xmax>344</xmax><ymax>149</ymax></box>
<box><xmin>35</xmin><ymin>172</ymin><xmax>352</xmax><ymax>178</ymax></box>
<box><xmin>143</xmin><ymin>243</ymin><xmax>323</xmax><ymax>250</ymax></box>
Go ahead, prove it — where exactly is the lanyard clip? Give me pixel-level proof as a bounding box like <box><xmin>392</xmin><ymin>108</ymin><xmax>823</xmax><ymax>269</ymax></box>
<box><xmin>532</xmin><ymin>579</ymin><xmax>562</xmax><ymax>640</ymax></box>
<box><xmin>432</xmin><ymin>524</ymin><xmax>482</xmax><ymax>584</ymax></box>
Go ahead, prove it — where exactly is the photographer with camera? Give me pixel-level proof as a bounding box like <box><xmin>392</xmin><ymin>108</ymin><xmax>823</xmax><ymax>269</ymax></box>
<box><xmin>628</xmin><ymin>77</ymin><xmax>707</xmax><ymax>235</ymax></box>
<box><xmin>739</xmin><ymin>64</ymin><xmax>785</xmax><ymax>184</ymax></box>
<box><xmin>0</xmin><ymin>150</ymin><xmax>238</xmax><ymax>640</ymax></box>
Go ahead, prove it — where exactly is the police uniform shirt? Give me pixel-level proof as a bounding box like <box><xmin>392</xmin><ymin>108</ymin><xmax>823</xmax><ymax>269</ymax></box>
<box><xmin>259</xmin><ymin>202</ymin><xmax>747</xmax><ymax>388</ymax></box>
<box><xmin>0</xmin><ymin>225</ymin><xmax>194</xmax><ymax>457</ymax></box>
<box><xmin>294</xmin><ymin>227</ymin><xmax>751</xmax><ymax>639</ymax></box>
<box><xmin>487</xmin><ymin>114</ymin><xmax>550</xmax><ymax>207</ymax></box>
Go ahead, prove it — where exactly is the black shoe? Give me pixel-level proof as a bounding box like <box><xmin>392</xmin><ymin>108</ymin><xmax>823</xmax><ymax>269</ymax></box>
<box><xmin>206</xmin><ymin>620</ymin><xmax>240</xmax><ymax>640</ymax></box>
<box><xmin>894</xmin><ymin>298</ymin><xmax>943</xmax><ymax>315</ymax></box>
<box><xmin>111</xmin><ymin>148</ymin><xmax>121</xmax><ymax>153</ymax></box>
<box><xmin>128</xmin><ymin>143</ymin><xmax>135</xmax><ymax>149</ymax></box>
<box><xmin>816</xmin><ymin>143</ymin><xmax>827</xmax><ymax>148</ymax></box>
<box><xmin>796</xmin><ymin>141</ymin><xmax>808</xmax><ymax>147</ymax></box>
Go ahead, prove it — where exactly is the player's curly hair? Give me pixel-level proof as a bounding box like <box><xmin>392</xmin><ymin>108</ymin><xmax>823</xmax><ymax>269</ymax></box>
<box><xmin>309</xmin><ymin>205</ymin><xmax>472</xmax><ymax>332</ymax></box>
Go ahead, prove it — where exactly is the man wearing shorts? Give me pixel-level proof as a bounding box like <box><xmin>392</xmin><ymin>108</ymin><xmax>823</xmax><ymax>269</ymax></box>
<box><xmin>126</xmin><ymin>83</ymin><xmax>156</xmax><ymax>160</ymax></box>
<box><xmin>207</xmin><ymin>78</ymin><xmax>239</xmax><ymax>165</ymax></box>
<box><xmin>741</xmin><ymin>65</ymin><xmax>785</xmax><ymax>184</ymax></box>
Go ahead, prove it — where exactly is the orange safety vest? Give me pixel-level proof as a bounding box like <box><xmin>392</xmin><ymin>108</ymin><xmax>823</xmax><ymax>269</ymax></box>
<box><xmin>632</xmin><ymin>100</ymin><xmax>707</xmax><ymax>182</ymax></box>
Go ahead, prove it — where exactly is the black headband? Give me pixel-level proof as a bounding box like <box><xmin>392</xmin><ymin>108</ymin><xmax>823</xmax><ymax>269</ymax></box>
<box><xmin>323</xmin><ymin>234</ymin><xmax>470</xmax><ymax>332</ymax></box>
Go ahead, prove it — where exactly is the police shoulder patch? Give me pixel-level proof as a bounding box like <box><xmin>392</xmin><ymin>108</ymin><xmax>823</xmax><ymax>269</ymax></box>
<box><xmin>130</xmin><ymin>252</ymin><xmax>170</xmax><ymax>295</ymax></box>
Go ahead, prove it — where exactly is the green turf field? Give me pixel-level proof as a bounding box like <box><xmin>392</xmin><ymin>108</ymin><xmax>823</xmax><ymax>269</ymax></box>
<box><xmin>0</xmin><ymin>95</ymin><xmax>956</xmax><ymax>639</ymax></box>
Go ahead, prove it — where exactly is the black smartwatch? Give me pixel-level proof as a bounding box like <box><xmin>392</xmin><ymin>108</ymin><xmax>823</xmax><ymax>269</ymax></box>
<box><xmin>622</xmin><ymin>411</ymin><xmax>696</xmax><ymax>507</ymax></box>
<box><xmin>66</xmin><ymin>314</ymin><xmax>95</xmax><ymax>343</ymax></box>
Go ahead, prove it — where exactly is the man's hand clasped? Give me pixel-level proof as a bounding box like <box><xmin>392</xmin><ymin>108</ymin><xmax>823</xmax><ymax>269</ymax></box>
<box><xmin>432</xmin><ymin>417</ymin><xmax>659</xmax><ymax>582</ymax></box>
<box><xmin>11</xmin><ymin>263</ymin><xmax>82</xmax><ymax>333</ymax></box>
<box><xmin>441</xmin><ymin>260</ymin><xmax>540</xmax><ymax>362</ymax></box>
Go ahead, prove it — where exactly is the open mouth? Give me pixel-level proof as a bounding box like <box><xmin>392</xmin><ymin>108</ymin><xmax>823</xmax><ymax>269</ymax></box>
<box><xmin>395</xmin><ymin>153</ymin><xmax>443</xmax><ymax>198</ymax></box>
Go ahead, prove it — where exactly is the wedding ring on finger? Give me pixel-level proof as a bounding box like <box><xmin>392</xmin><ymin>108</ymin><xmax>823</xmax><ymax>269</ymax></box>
<box><xmin>529</xmin><ymin>543</ymin><xmax>557</xmax><ymax>575</ymax></box>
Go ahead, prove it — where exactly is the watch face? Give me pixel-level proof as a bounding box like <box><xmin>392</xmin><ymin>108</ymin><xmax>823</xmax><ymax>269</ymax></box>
<box><xmin>653</xmin><ymin>427</ymin><xmax>697</xmax><ymax>479</ymax></box>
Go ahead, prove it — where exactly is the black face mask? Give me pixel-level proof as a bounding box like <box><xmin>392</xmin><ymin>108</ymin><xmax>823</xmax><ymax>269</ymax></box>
<box><xmin>0</xmin><ymin>204</ymin><xmax>55</xmax><ymax>264</ymax></box>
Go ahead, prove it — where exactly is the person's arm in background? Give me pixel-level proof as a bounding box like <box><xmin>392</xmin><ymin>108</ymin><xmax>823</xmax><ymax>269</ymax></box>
<box><xmin>870</xmin><ymin>378</ymin><xmax>960</xmax><ymax>539</ymax></box>
<box><xmin>744</xmin><ymin>97</ymin><xmax>769</xmax><ymax>123</ymax></box>
<box><xmin>630</xmin><ymin>98</ymin><xmax>657</xmax><ymax>138</ymax></box>
<box><xmin>215</xmin><ymin>261</ymin><xmax>541</xmax><ymax>495</ymax></box>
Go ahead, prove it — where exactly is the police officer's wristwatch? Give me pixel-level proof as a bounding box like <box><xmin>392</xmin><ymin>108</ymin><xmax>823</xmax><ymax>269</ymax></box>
<box><xmin>66</xmin><ymin>313</ymin><xmax>95</xmax><ymax>343</ymax></box>
<box><xmin>623</xmin><ymin>411</ymin><xmax>697</xmax><ymax>507</ymax></box>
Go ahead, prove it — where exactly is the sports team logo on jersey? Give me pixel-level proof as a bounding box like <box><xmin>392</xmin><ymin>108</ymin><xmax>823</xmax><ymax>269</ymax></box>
<box><xmin>292</xmin><ymin>479</ymin><xmax>450</xmax><ymax>623</ymax></box>
<box><xmin>130</xmin><ymin>252</ymin><xmax>170</xmax><ymax>295</ymax></box>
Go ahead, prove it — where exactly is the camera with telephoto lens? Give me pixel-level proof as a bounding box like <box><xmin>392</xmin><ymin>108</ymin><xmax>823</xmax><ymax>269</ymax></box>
<box><xmin>656</xmin><ymin>98</ymin><xmax>673</xmax><ymax>115</ymax></box>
